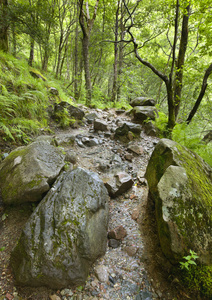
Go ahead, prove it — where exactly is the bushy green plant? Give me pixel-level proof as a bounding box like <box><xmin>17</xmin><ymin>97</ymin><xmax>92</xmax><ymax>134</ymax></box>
<box><xmin>180</xmin><ymin>250</ymin><xmax>198</xmax><ymax>270</ymax></box>
<box><xmin>172</xmin><ymin>122</ymin><xmax>212</xmax><ymax>167</ymax></box>
<box><xmin>152</xmin><ymin>111</ymin><xmax>168</xmax><ymax>137</ymax></box>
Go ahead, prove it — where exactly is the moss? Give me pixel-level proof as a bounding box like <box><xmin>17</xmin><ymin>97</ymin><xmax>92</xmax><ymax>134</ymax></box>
<box><xmin>181</xmin><ymin>265</ymin><xmax>212</xmax><ymax>297</ymax></box>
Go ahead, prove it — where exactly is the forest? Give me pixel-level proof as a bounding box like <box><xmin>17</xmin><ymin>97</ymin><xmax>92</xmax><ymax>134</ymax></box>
<box><xmin>0</xmin><ymin>0</ymin><xmax>211</xmax><ymax>165</ymax></box>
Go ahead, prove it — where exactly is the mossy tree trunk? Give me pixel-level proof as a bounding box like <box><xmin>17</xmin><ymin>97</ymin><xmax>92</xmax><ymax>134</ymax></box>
<box><xmin>79</xmin><ymin>0</ymin><xmax>99</xmax><ymax>106</ymax></box>
<box><xmin>0</xmin><ymin>0</ymin><xmax>9</xmax><ymax>52</ymax></box>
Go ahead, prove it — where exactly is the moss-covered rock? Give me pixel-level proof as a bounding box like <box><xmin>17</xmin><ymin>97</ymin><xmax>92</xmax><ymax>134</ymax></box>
<box><xmin>0</xmin><ymin>140</ymin><xmax>65</xmax><ymax>204</ymax></box>
<box><xmin>145</xmin><ymin>139</ymin><xmax>212</xmax><ymax>265</ymax></box>
<box><xmin>11</xmin><ymin>167</ymin><xmax>109</xmax><ymax>289</ymax></box>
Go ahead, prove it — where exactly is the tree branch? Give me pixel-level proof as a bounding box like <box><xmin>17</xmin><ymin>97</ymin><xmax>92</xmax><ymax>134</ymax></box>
<box><xmin>186</xmin><ymin>63</ymin><xmax>212</xmax><ymax>124</ymax></box>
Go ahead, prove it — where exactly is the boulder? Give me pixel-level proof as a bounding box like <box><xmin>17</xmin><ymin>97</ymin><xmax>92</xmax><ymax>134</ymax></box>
<box><xmin>114</xmin><ymin>122</ymin><xmax>142</xmax><ymax>143</ymax></box>
<box><xmin>145</xmin><ymin>138</ymin><xmax>212</xmax><ymax>265</ymax></box>
<box><xmin>54</xmin><ymin>102</ymin><xmax>85</xmax><ymax>120</ymax></box>
<box><xmin>102</xmin><ymin>171</ymin><xmax>133</xmax><ymax>197</ymax></box>
<box><xmin>0</xmin><ymin>141</ymin><xmax>65</xmax><ymax>205</ymax></box>
<box><xmin>130</xmin><ymin>97</ymin><xmax>156</xmax><ymax>107</ymax></box>
<box><xmin>54</xmin><ymin>133</ymin><xmax>75</xmax><ymax>146</ymax></box>
<box><xmin>94</xmin><ymin>119</ymin><xmax>108</xmax><ymax>131</ymax></box>
<box><xmin>11</xmin><ymin>168</ymin><xmax>109</xmax><ymax>289</ymax></box>
<box><xmin>133</xmin><ymin>106</ymin><xmax>157</xmax><ymax>123</ymax></box>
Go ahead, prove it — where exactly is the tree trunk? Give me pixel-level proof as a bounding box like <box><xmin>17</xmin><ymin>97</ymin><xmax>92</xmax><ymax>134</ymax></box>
<box><xmin>79</xmin><ymin>0</ymin><xmax>99</xmax><ymax>106</ymax></box>
<box><xmin>28</xmin><ymin>37</ymin><xmax>35</xmax><ymax>66</ymax></box>
<box><xmin>111</xmin><ymin>1</ymin><xmax>120</xmax><ymax>103</ymax></box>
<box><xmin>0</xmin><ymin>0</ymin><xmax>9</xmax><ymax>52</ymax></box>
<box><xmin>82</xmin><ymin>34</ymin><xmax>92</xmax><ymax>104</ymax></box>
<box><xmin>186</xmin><ymin>63</ymin><xmax>212</xmax><ymax>124</ymax></box>
<box><xmin>174</xmin><ymin>3</ymin><xmax>190</xmax><ymax>119</ymax></box>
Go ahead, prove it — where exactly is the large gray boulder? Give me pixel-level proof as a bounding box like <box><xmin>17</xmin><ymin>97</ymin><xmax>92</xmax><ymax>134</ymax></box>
<box><xmin>145</xmin><ymin>139</ymin><xmax>212</xmax><ymax>265</ymax></box>
<box><xmin>133</xmin><ymin>106</ymin><xmax>158</xmax><ymax>123</ymax></box>
<box><xmin>0</xmin><ymin>141</ymin><xmax>65</xmax><ymax>205</ymax></box>
<box><xmin>11</xmin><ymin>168</ymin><xmax>109</xmax><ymax>289</ymax></box>
<box><xmin>130</xmin><ymin>97</ymin><xmax>156</xmax><ymax>107</ymax></box>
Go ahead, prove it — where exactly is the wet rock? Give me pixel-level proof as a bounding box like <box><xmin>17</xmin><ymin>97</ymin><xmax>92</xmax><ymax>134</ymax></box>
<box><xmin>124</xmin><ymin>245</ymin><xmax>138</xmax><ymax>257</ymax></box>
<box><xmin>94</xmin><ymin>119</ymin><xmax>108</xmax><ymax>131</ymax></box>
<box><xmin>131</xmin><ymin>208</ymin><xmax>140</xmax><ymax>221</ymax></box>
<box><xmin>108</xmin><ymin>239</ymin><xmax>121</xmax><ymax>248</ymax></box>
<box><xmin>130</xmin><ymin>97</ymin><xmax>156</xmax><ymax>107</ymax></box>
<box><xmin>94</xmin><ymin>265</ymin><xmax>109</xmax><ymax>283</ymax></box>
<box><xmin>85</xmin><ymin>112</ymin><xmax>99</xmax><ymax>124</ymax></box>
<box><xmin>55</xmin><ymin>134</ymin><xmax>75</xmax><ymax>146</ymax></box>
<box><xmin>49</xmin><ymin>87</ymin><xmax>59</xmax><ymax>95</ymax></box>
<box><xmin>133</xmin><ymin>106</ymin><xmax>157</xmax><ymax>123</ymax></box>
<box><xmin>11</xmin><ymin>168</ymin><xmax>109</xmax><ymax>289</ymax></box>
<box><xmin>49</xmin><ymin>295</ymin><xmax>61</xmax><ymax>300</ymax></box>
<box><xmin>136</xmin><ymin>290</ymin><xmax>152</xmax><ymax>300</ymax></box>
<box><xmin>103</xmin><ymin>171</ymin><xmax>134</xmax><ymax>197</ymax></box>
<box><xmin>60</xmin><ymin>289</ymin><xmax>74</xmax><ymax>297</ymax></box>
<box><xmin>145</xmin><ymin>138</ymin><xmax>212</xmax><ymax>265</ymax></box>
<box><xmin>143</xmin><ymin>121</ymin><xmax>158</xmax><ymax>137</ymax></box>
<box><xmin>65</xmin><ymin>150</ymin><xmax>78</xmax><ymax>164</ymax></box>
<box><xmin>0</xmin><ymin>141</ymin><xmax>65</xmax><ymax>205</ymax></box>
<box><xmin>108</xmin><ymin>225</ymin><xmax>127</xmax><ymax>240</ymax></box>
<box><xmin>82</xmin><ymin>137</ymin><xmax>99</xmax><ymax>147</ymax></box>
<box><xmin>128</xmin><ymin>142</ymin><xmax>143</xmax><ymax>155</ymax></box>
<box><xmin>54</xmin><ymin>102</ymin><xmax>85</xmax><ymax>120</ymax></box>
<box><xmin>125</xmin><ymin>153</ymin><xmax>133</xmax><ymax>161</ymax></box>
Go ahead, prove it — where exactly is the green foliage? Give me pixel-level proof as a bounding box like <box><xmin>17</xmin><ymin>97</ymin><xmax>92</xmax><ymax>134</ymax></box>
<box><xmin>181</xmin><ymin>265</ymin><xmax>212</xmax><ymax>297</ymax></box>
<box><xmin>172</xmin><ymin>122</ymin><xmax>212</xmax><ymax>167</ymax></box>
<box><xmin>0</xmin><ymin>247</ymin><xmax>5</xmax><ymax>251</ymax></box>
<box><xmin>152</xmin><ymin>111</ymin><xmax>168</xmax><ymax>137</ymax></box>
<box><xmin>180</xmin><ymin>250</ymin><xmax>198</xmax><ymax>270</ymax></box>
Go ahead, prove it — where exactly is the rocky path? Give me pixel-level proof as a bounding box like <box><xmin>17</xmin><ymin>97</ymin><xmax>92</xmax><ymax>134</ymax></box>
<box><xmin>0</xmin><ymin>108</ymin><xmax>185</xmax><ymax>300</ymax></box>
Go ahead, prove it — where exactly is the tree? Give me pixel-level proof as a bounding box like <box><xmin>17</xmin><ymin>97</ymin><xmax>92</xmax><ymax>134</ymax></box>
<box><xmin>0</xmin><ymin>0</ymin><xmax>9</xmax><ymax>52</ymax></box>
<box><xmin>79</xmin><ymin>0</ymin><xmax>99</xmax><ymax>105</ymax></box>
<box><xmin>122</xmin><ymin>0</ymin><xmax>211</xmax><ymax>131</ymax></box>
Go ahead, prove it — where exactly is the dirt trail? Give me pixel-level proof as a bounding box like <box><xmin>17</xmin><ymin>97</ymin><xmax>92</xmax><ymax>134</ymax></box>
<box><xmin>0</xmin><ymin>109</ymin><xmax>190</xmax><ymax>300</ymax></box>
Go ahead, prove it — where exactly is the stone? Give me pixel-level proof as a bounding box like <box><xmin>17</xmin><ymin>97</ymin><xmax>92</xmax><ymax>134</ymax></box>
<box><xmin>0</xmin><ymin>141</ymin><xmax>65</xmax><ymax>205</ymax></box>
<box><xmin>94</xmin><ymin>265</ymin><xmax>109</xmax><ymax>283</ymax></box>
<box><xmin>85</xmin><ymin>112</ymin><xmax>99</xmax><ymax>124</ymax></box>
<box><xmin>102</xmin><ymin>171</ymin><xmax>133</xmax><ymax>197</ymax></box>
<box><xmin>54</xmin><ymin>134</ymin><xmax>75</xmax><ymax>146</ymax></box>
<box><xmin>124</xmin><ymin>246</ymin><xmax>138</xmax><ymax>257</ymax></box>
<box><xmin>114</xmin><ymin>122</ymin><xmax>142</xmax><ymax>142</ymax></box>
<box><xmin>133</xmin><ymin>106</ymin><xmax>158</xmax><ymax>123</ymax></box>
<box><xmin>60</xmin><ymin>289</ymin><xmax>74</xmax><ymax>297</ymax></box>
<box><xmin>145</xmin><ymin>138</ymin><xmax>212</xmax><ymax>265</ymax></box>
<box><xmin>127</xmin><ymin>142</ymin><xmax>143</xmax><ymax>155</ymax></box>
<box><xmin>130</xmin><ymin>97</ymin><xmax>156</xmax><ymax>107</ymax></box>
<box><xmin>108</xmin><ymin>225</ymin><xmax>127</xmax><ymax>240</ymax></box>
<box><xmin>11</xmin><ymin>168</ymin><xmax>109</xmax><ymax>289</ymax></box>
<box><xmin>82</xmin><ymin>137</ymin><xmax>99</xmax><ymax>147</ymax></box>
<box><xmin>65</xmin><ymin>150</ymin><xmax>78</xmax><ymax>164</ymax></box>
<box><xmin>131</xmin><ymin>208</ymin><xmax>139</xmax><ymax>221</ymax></box>
<box><xmin>143</xmin><ymin>121</ymin><xmax>158</xmax><ymax>137</ymax></box>
<box><xmin>125</xmin><ymin>153</ymin><xmax>133</xmax><ymax>161</ymax></box>
<box><xmin>108</xmin><ymin>239</ymin><xmax>120</xmax><ymax>248</ymax></box>
<box><xmin>54</xmin><ymin>102</ymin><xmax>85</xmax><ymax>120</ymax></box>
<box><xmin>94</xmin><ymin>119</ymin><xmax>108</xmax><ymax>131</ymax></box>
<box><xmin>49</xmin><ymin>295</ymin><xmax>61</xmax><ymax>300</ymax></box>
<box><xmin>49</xmin><ymin>87</ymin><xmax>59</xmax><ymax>95</ymax></box>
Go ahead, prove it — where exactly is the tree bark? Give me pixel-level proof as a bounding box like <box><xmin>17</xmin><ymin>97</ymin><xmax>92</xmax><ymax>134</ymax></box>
<box><xmin>79</xmin><ymin>0</ymin><xmax>99</xmax><ymax>106</ymax></box>
<box><xmin>28</xmin><ymin>37</ymin><xmax>35</xmax><ymax>66</ymax></box>
<box><xmin>111</xmin><ymin>1</ymin><xmax>120</xmax><ymax>103</ymax></box>
<box><xmin>186</xmin><ymin>63</ymin><xmax>212</xmax><ymax>124</ymax></box>
<box><xmin>0</xmin><ymin>0</ymin><xmax>9</xmax><ymax>52</ymax></box>
<box><xmin>174</xmin><ymin>3</ymin><xmax>190</xmax><ymax>119</ymax></box>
